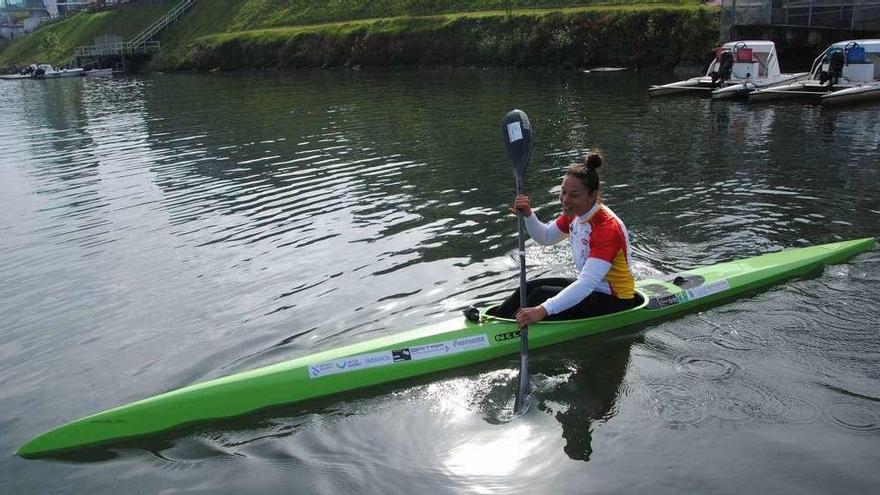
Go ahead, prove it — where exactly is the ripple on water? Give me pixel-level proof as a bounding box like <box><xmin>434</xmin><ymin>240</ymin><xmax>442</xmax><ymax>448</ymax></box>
<box><xmin>812</xmin><ymin>297</ymin><xmax>874</xmax><ymax>333</ymax></box>
<box><xmin>779</xmin><ymin>395</ymin><xmax>823</xmax><ymax>425</ymax></box>
<box><xmin>642</xmin><ymin>380</ymin><xmax>709</xmax><ymax>428</ymax></box>
<box><xmin>708</xmin><ymin>381</ymin><xmax>786</xmax><ymax>424</ymax></box>
<box><xmin>674</xmin><ymin>354</ymin><xmax>739</xmax><ymax>381</ymax></box>
<box><xmin>150</xmin><ymin>435</ymin><xmax>249</xmax><ymax>465</ymax></box>
<box><xmin>761</xmin><ymin>307</ymin><xmax>825</xmax><ymax>347</ymax></box>
<box><xmin>700</xmin><ymin>316</ymin><xmax>768</xmax><ymax>351</ymax></box>
<box><xmin>711</xmin><ymin>325</ymin><xmax>767</xmax><ymax>351</ymax></box>
<box><xmin>823</xmin><ymin>401</ymin><xmax>880</xmax><ymax>434</ymax></box>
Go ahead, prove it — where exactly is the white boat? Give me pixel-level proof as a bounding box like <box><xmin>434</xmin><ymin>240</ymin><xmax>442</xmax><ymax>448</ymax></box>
<box><xmin>28</xmin><ymin>64</ymin><xmax>85</xmax><ymax>79</ymax></box>
<box><xmin>821</xmin><ymin>81</ymin><xmax>880</xmax><ymax>105</ymax></box>
<box><xmin>649</xmin><ymin>41</ymin><xmax>809</xmax><ymax>99</ymax></box>
<box><xmin>582</xmin><ymin>67</ymin><xmax>628</xmax><ymax>74</ymax></box>
<box><xmin>84</xmin><ymin>68</ymin><xmax>114</xmax><ymax>77</ymax></box>
<box><xmin>750</xmin><ymin>40</ymin><xmax>880</xmax><ymax>105</ymax></box>
<box><xmin>38</xmin><ymin>67</ymin><xmax>86</xmax><ymax>79</ymax></box>
<box><xmin>0</xmin><ymin>73</ymin><xmax>31</xmax><ymax>80</ymax></box>
<box><xmin>0</xmin><ymin>63</ymin><xmax>43</xmax><ymax>80</ymax></box>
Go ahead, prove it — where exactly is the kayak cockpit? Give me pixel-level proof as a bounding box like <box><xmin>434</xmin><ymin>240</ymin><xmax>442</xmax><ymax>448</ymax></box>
<box><xmin>476</xmin><ymin>270</ymin><xmax>722</xmax><ymax>323</ymax></box>
<box><xmin>478</xmin><ymin>290</ymin><xmax>649</xmax><ymax>323</ymax></box>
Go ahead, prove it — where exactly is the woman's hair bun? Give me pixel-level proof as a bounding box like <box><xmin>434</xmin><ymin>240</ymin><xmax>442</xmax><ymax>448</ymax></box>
<box><xmin>585</xmin><ymin>153</ymin><xmax>603</xmax><ymax>170</ymax></box>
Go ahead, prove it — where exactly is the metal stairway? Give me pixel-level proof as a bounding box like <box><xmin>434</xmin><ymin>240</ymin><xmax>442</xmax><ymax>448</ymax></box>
<box><xmin>74</xmin><ymin>0</ymin><xmax>197</xmax><ymax>59</ymax></box>
<box><xmin>129</xmin><ymin>0</ymin><xmax>197</xmax><ymax>49</ymax></box>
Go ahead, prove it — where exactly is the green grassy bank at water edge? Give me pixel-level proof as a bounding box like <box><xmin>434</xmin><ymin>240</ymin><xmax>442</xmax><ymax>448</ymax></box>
<box><xmin>171</xmin><ymin>6</ymin><xmax>718</xmax><ymax>70</ymax></box>
<box><xmin>0</xmin><ymin>0</ymin><xmax>716</xmax><ymax>70</ymax></box>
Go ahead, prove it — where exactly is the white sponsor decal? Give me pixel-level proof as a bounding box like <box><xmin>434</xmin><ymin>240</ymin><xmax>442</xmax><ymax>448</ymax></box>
<box><xmin>507</xmin><ymin>121</ymin><xmax>523</xmax><ymax>142</ymax></box>
<box><xmin>308</xmin><ymin>350</ymin><xmax>393</xmax><ymax>378</ymax></box>
<box><xmin>685</xmin><ymin>280</ymin><xmax>730</xmax><ymax>300</ymax></box>
<box><xmin>409</xmin><ymin>335</ymin><xmax>489</xmax><ymax>361</ymax></box>
<box><xmin>308</xmin><ymin>334</ymin><xmax>490</xmax><ymax>379</ymax></box>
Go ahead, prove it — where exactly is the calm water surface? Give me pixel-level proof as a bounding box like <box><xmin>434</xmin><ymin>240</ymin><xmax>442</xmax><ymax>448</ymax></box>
<box><xmin>1</xmin><ymin>70</ymin><xmax>879</xmax><ymax>493</ymax></box>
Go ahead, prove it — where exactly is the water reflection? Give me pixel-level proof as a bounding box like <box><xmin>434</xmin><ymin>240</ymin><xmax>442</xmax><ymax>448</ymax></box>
<box><xmin>2</xmin><ymin>70</ymin><xmax>880</xmax><ymax>493</ymax></box>
<box><xmin>534</xmin><ymin>336</ymin><xmax>633</xmax><ymax>462</ymax></box>
<box><xmin>444</xmin><ymin>422</ymin><xmax>537</xmax><ymax>482</ymax></box>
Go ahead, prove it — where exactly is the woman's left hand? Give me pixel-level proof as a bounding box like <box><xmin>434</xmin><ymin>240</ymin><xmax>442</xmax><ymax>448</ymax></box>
<box><xmin>515</xmin><ymin>305</ymin><xmax>547</xmax><ymax>328</ymax></box>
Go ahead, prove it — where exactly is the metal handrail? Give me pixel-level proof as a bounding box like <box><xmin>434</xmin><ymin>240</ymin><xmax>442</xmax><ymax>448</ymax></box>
<box><xmin>783</xmin><ymin>0</ymin><xmax>880</xmax><ymax>8</ymax></box>
<box><xmin>129</xmin><ymin>0</ymin><xmax>196</xmax><ymax>47</ymax></box>
<box><xmin>724</xmin><ymin>0</ymin><xmax>880</xmax><ymax>30</ymax></box>
<box><xmin>74</xmin><ymin>41</ymin><xmax>161</xmax><ymax>57</ymax></box>
<box><xmin>73</xmin><ymin>0</ymin><xmax>196</xmax><ymax>60</ymax></box>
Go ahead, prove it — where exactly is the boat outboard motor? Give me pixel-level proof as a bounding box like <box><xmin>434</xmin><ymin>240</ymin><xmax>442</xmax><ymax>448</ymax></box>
<box><xmin>820</xmin><ymin>49</ymin><xmax>846</xmax><ymax>87</ymax></box>
<box><xmin>711</xmin><ymin>49</ymin><xmax>734</xmax><ymax>87</ymax></box>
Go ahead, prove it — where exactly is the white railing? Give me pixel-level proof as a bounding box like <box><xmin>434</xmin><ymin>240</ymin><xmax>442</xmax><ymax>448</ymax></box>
<box><xmin>73</xmin><ymin>0</ymin><xmax>197</xmax><ymax>60</ymax></box>
<box><xmin>783</xmin><ymin>0</ymin><xmax>880</xmax><ymax>29</ymax></box>
<box><xmin>74</xmin><ymin>40</ymin><xmax>160</xmax><ymax>57</ymax></box>
<box><xmin>722</xmin><ymin>0</ymin><xmax>880</xmax><ymax>30</ymax></box>
<box><xmin>129</xmin><ymin>0</ymin><xmax>195</xmax><ymax>47</ymax></box>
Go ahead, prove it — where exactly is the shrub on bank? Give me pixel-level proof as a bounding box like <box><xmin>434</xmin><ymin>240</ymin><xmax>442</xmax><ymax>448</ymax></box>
<box><xmin>183</xmin><ymin>0</ymin><xmax>701</xmax><ymax>30</ymax></box>
<box><xmin>183</xmin><ymin>7</ymin><xmax>717</xmax><ymax>71</ymax></box>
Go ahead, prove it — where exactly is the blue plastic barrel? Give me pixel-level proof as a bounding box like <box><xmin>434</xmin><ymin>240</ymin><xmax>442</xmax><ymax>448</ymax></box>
<box><xmin>846</xmin><ymin>46</ymin><xmax>866</xmax><ymax>63</ymax></box>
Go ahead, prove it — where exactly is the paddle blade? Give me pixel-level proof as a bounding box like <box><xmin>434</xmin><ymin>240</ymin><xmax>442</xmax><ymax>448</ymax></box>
<box><xmin>501</xmin><ymin>109</ymin><xmax>533</xmax><ymax>177</ymax></box>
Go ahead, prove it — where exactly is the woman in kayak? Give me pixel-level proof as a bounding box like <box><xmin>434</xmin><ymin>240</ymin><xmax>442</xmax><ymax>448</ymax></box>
<box><xmin>494</xmin><ymin>153</ymin><xmax>639</xmax><ymax>327</ymax></box>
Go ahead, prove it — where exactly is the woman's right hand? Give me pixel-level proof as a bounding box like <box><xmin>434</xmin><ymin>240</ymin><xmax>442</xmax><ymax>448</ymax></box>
<box><xmin>510</xmin><ymin>194</ymin><xmax>532</xmax><ymax>217</ymax></box>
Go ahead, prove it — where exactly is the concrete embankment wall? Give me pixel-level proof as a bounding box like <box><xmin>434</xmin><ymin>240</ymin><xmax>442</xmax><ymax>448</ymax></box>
<box><xmin>173</xmin><ymin>8</ymin><xmax>718</xmax><ymax>71</ymax></box>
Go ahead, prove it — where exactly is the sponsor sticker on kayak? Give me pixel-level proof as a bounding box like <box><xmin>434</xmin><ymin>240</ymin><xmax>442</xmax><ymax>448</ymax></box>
<box><xmin>653</xmin><ymin>279</ymin><xmax>731</xmax><ymax>308</ymax></box>
<box><xmin>685</xmin><ymin>280</ymin><xmax>730</xmax><ymax>300</ymax></box>
<box><xmin>308</xmin><ymin>334</ymin><xmax>490</xmax><ymax>378</ymax></box>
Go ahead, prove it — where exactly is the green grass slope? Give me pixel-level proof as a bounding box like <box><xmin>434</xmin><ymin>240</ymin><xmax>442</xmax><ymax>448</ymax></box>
<box><xmin>1</xmin><ymin>0</ymin><xmax>710</xmax><ymax>69</ymax></box>
<box><xmin>153</xmin><ymin>0</ymin><xmax>700</xmax><ymax>65</ymax></box>
<box><xmin>153</xmin><ymin>0</ymin><xmax>709</xmax><ymax>69</ymax></box>
<box><xmin>0</xmin><ymin>0</ymin><xmax>179</xmax><ymax>66</ymax></box>
<box><xmin>176</xmin><ymin>5</ymin><xmax>716</xmax><ymax>70</ymax></box>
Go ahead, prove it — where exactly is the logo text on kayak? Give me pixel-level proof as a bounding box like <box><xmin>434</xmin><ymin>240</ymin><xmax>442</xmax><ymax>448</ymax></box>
<box><xmin>494</xmin><ymin>331</ymin><xmax>521</xmax><ymax>342</ymax></box>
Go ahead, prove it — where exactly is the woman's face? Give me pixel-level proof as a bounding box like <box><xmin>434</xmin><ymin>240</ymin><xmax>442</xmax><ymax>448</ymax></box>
<box><xmin>559</xmin><ymin>174</ymin><xmax>597</xmax><ymax>217</ymax></box>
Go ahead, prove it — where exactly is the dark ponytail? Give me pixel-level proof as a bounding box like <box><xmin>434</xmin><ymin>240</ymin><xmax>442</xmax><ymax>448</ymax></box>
<box><xmin>566</xmin><ymin>152</ymin><xmax>603</xmax><ymax>192</ymax></box>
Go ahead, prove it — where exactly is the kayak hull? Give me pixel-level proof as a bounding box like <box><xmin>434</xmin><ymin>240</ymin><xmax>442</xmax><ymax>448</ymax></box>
<box><xmin>821</xmin><ymin>83</ymin><xmax>880</xmax><ymax>105</ymax></box>
<box><xmin>17</xmin><ymin>238</ymin><xmax>876</xmax><ymax>458</ymax></box>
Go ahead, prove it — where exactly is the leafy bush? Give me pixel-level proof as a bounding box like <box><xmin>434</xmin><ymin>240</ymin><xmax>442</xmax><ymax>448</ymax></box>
<box><xmin>183</xmin><ymin>7</ymin><xmax>717</xmax><ymax>71</ymax></box>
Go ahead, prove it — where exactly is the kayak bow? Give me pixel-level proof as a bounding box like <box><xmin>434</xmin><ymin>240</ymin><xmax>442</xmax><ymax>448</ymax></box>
<box><xmin>18</xmin><ymin>238</ymin><xmax>875</xmax><ymax>458</ymax></box>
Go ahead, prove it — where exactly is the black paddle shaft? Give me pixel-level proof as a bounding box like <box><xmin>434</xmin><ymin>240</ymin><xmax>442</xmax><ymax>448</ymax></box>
<box><xmin>502</xmin><ymin>109</ymin><xmax>533</xmax><ymax>413</ymax></box>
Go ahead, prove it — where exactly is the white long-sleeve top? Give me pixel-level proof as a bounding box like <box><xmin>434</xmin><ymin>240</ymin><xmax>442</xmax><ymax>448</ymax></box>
<box><xmin>524</xmin><ymin>202</ymin><xmax>634</xmax><ymax>315</ymax></box>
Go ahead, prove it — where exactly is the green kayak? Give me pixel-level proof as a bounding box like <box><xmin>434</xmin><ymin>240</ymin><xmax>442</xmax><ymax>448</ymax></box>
<box><xmin>18</xmin><ymin>238</ymin><xmax>875</xmax><ymax>458</ymax></box>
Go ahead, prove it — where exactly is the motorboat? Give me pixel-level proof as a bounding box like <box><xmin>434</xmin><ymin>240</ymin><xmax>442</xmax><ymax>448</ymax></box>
<box><xmin>40</xmin><ymin>68</ymin><xmax>86</xmax><ymax>79</ymax></box>
<box><xmin>35</xmin><ymin>66</ymin><xmax>86</xmax><ymax>79</ymax></box>
<box><xmin>821</xmin><ymin>81</ymin><xmax>880</xmax><ymax>105</ymax></box>
<box><xmin>83</xmin><ymin>68</ymin><xmax>115</xmax><ymax>77</ymax></box>
<box><xmin>1</xmin><ymin>64</ymin><xmax>86</xmax><ymax>80</ymax></box>
<box><xmin>0</xmin><ymin>72</ymin><xmax>31</xmax><ymax>80</ymax></box>
<box><xmin>649</xmin><ymin>41</ymin><xmax>809</xmax><ymax>99</ymax></box>
<box><xmin>749</xmin><ymin>40</ymin><xmax>880</xmax><ymax>105</ymax></box>
<box><xmin>0</xmin><ymin>64</ymin><xmax>40</xmax><ymax>80</ymax></box>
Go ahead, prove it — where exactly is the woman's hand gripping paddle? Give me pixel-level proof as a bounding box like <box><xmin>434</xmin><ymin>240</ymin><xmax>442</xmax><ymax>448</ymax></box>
<box><xmin>502</xmin><ymin>109</ymin><xmax>533</xmax><ymax>414</ymax></box>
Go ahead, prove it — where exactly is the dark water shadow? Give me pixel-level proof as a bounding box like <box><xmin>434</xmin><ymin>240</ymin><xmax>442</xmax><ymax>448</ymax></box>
<box><xmin>531</xmin><ymin>333</ymin><xmax>635</xmax><ymax>462</ymax></box>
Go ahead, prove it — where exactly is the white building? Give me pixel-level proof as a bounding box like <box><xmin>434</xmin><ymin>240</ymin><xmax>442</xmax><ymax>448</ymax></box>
<box><xmin>0</xmin><ymin>0</ymin><xmax>102</xmax><ymax>39</ymax></box>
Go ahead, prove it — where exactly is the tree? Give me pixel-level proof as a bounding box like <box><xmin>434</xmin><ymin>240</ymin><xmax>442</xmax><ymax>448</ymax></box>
<box><xmin>41</xmin><ymin>31</ymin><xmax>64</xmax><ymax>63</ymax></box>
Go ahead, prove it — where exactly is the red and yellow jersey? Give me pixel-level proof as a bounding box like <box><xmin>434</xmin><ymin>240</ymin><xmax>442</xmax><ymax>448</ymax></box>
<box><xmin>524</xmin><ymin>201</ymin><xmax>634</xmax><ymax>314</ymax></box>
<box><xmin>553</xmin><ymin>203</ymin><xmax>635</xmax><ymax>299</ymax></box>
